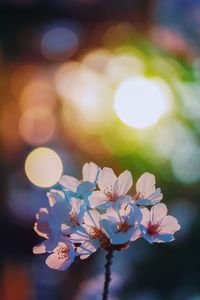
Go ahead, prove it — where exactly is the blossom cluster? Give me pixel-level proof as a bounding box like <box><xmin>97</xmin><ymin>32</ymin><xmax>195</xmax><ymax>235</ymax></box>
<box><xmin>33</xmin><ymin>162</ymin><xmax>180</xmax><ymax>271</ymax></box>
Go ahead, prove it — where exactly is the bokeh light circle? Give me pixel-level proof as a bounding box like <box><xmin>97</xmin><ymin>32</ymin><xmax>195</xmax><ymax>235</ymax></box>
<box><xmin>114</xmin><ymin>76</ymin><xmax>170</xmax><ymax>129</ymax></box>
<box><xmin>41</xmin><ymin>27</ymin><xmax>79</xmax><ymax>61</ymax></box>
<box><xmin>25</xmin><ymin>147</ymin><xmax>63</xmax><ymax>187</ymax></box>
<box><xmin>171</xmin><ymin>143</ymin><xmax>200</xmax><ymax>184</ymax></box>
<box><xmin>19</xmin><ymin>107</ymin><xmax>56</xmax><ymax>145</ymax></box>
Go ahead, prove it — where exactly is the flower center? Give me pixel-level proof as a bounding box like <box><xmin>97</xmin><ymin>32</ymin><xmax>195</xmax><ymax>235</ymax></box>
<box><xmin>70</xmin><ymin>211</ymin><xmax>79</xmax><ymax>226</ymax></box>
<box><xmin>132</xmin><ymin>193</ymin><xmax>140</xmax><ymax>201</ymax></box>
<box><xmin>117</xmin><ymin>222</ymin><xmax>130</xmax><ymax>232</ymax></box>
<box><xmin>89</xmin><ymin>227</ymin><xmax>105</xmax><ymax>240</ymax></box>
<box><xmin>148</xmin><ymin>223</ymin><xmax>160</xmax><ymax>236</ymax></box>
<box><xmin>100</xmin><ymin>237</ymin><xmax>111</xmax><ymax>250</ymax></box>
<box><xmin>104</xmin><ymin>186</ymin><xmax>118</xmax><ymax>202</ymax></box>
<box><xmin>56</xmin><ymin>245</ymin><xmax>70</xmax><ymax>260</ymax></box>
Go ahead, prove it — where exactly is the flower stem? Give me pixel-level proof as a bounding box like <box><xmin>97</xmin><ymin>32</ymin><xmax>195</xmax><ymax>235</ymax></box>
<box><xmin>102</xmin><ymin>249</ymin><xmax>114</xmax><ymax>300</ymax></box>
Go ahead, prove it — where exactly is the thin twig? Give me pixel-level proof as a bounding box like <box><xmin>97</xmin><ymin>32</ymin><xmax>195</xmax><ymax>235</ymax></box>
<box><xmin>102</xmin><ymin>249</ymin><xmax>114</xmax><ymax>300</ymax></box>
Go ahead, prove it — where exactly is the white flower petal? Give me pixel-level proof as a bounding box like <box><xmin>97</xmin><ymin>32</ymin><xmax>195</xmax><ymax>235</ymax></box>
<box><xmin>70</xmin><ymin>197</ymin><xmax>81</xmax><ymax>213</ymax></box>
<box><xmin>83</xmin><ymin>209</ymin><xmax>101</xmax><ymax>229</ymax></box>
<box><xmin>111</xmin><ymin>195</ymin><xmax>131</xmax><ymax>210</ymax></box>
<box><xmin>104</xmin><ymin>207</ymin><xmax>119</xmax><ymax>221</ymax></box>
<box><xmin>34</xmin><ymin>209</ymin><xmax>51</xmax><ymax>238</ymax></box>
<box><xmin>98</xmin><ymin>167</ymin><xmax>117</xmax><ymax>193</ymax></box>
<box><xmin>140</xmin><ymin>207</ymin><xmax>150</xmax><ymax>227</ymax></box>
<box><xmin>100</xmin><ymin>219</ymin><xmax>116</xmax><ymax>237</ymax></box>
<box><xmin>59</xmin><ymin>175</ymin><xmax>79</xmax><ymax>192</ymax></box>
<box><xmin>49</xmin><ymin>204</ymin><xmax>72</xmax><ymax>235</ymax></box>
<box><xmin>143</xmin><ymin>233</ymin><xmax>154</xmax><ymax>244</ymax></box>
<box><xmin>47</xmin><ymin>189</ymin><xmax>65</xmax><ymax>207</ymax></box>
<box><xmin>127</xmin><ymin>204</ymin><xmax>142</xmax><ymax>224</ymax></box>
<box><xmin>69</xmin><ymin>227</ymin><xmax>90</xmax><ymax>242</ymax></box>
<box><xmin>130</xmin><ymin>227</ymin><xmax>142</xmax><ymax>241</ymax></box>
<box><xmin>155</xmin><ymin>233</ymin><xmax>175</xmax><ymax>243</ymax></box>
<box><xmin>76</xmin><ymin>240</ymin><xmax>99</xmax><ymax>260</ymax></box>
<box><xmin>45</xmin><ymin>252</ymin><xmax>72</xmax><ymax>271</ymax></box>
<box><xmin>111</xmin><ymin>227</ymin><xmax>136</xmax><ymax>245</ymax></box>
<box><xmin>135</xmin><ymin>199</ymin><xmax>153</xmax><ymax>206</ymax></box>
<box><xmin>148</xmin><ymin>188</ymin><xmax>163</xmax><ymax>203</ymax></box>
<box><xmin>82</xmin><ymin>162</ymin><xmax>99</xmax><ymax>183</ymax></box>
<box><xmin>77</xmin><ymin>181</ymin><xmax>94</xmax><ymax>198</ymax></box>
<box><xmin>70</xmin><ymin>197</ymin><xmax>85</xmax><ymax>223</ymax></box>
<box><xmin>150</xmin><ymin>203</ymin><xmax>167</xmax><ymax>224</ymax></box>
<box><xmin>61</xmin><ymin>223</ymin><xmax>71</xmax><ymax>232</ymax></box>
<box><xmin>136</xmin><ymin>172</ymin><xmax>156</xmax><ymax>196</ymax></box>
<box><xmin>33</xmin><ymin>238</ymin><xmax>59</xmax><ymax>254</ymax></box>
<box><xmin>115</xmin><ymin>170</ymin><xmax>133</xmax><ymax>196</ymax></box>
<box><xmin>34</xmin><ymin>222</ymin><xmax>49</xmax><ymax>239</ymax></box>
<box><xmin>88</xmin><ymin>191</ymin><xmax>109</xmax><ymax>208</ymax></box>
<box><xmin>159</xmin><ymin>215</ymin><xmax>181</xmax><ymax>234</ymax></box>
<box><xmin>33</xmin><ymin>242</ymin><xmax>46</xmax><ymax>254</ymax></box>
<box><xmin>45</xmin><ymin>242</ymin><xmax>75</xmax><ymax>271</ymax></box>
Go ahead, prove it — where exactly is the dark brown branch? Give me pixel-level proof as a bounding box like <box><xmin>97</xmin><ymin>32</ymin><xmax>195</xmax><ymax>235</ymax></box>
<box><xmin>102</xmin><ymin>249</ymin><xmax>114</xmax><ymax>300</ymax></box>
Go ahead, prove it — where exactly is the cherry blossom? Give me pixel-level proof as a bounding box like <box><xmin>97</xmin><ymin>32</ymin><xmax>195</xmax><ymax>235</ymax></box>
<box><xmin>131</xmin><ymin>172</ymin><xmax>163</xmax><ymax>206</ymax></box>
<box><xmin>71</xmin><ymin>209</ymin><xmax>110</xmax><ymax>259</ymax></box>
<box><xmin>59</xmin><ymin>162</ymin><xmax>100</xmax><ymax>207</ymax></box>
<box><xmin>101</xmin><ymin>203</ymin><xmax>141</xmax><ymax>245</ymax></box>
<box><xmin>45</xmin><ymin>240</ymin><xmax>76</xmax><ymax>271</ymax></box>
<box><xmin>140</xmin><ymin>203</ymin><xmax>181</xmax><ymax>244</ymax></box>
<box><xmin>33</xmin><ymin>190</ymin><xmax>84</xmax><ymax>254</ymax></box>
<box><xmin>33</xmin><ymin>161</ymin><xmax>180</xmax><ymax>272</ymax></box>
<box><xmin>33</xmin><ymin>206</ymin><xmax>61</xmax><ymax>254</ymax></box>
<box><xmin>60</xmin><ymin>197</ymin><xmax>85</xmax><ymax>234</ymax></box>
<box><xmin>89</xmin><ymin>167</ymin><xmax>133</xmax><ymax>209</ymax></box>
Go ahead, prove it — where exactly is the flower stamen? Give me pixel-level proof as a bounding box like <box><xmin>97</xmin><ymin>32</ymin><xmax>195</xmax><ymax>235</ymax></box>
<box><xmin>56</xmin><ymin>245</ymin><xmax>70</xmax><ymax>260</ymax></box>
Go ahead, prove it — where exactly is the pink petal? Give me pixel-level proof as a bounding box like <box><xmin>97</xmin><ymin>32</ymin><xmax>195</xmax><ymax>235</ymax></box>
<box><xmin>136</xmin><ymin>172</ymin><xmax>156</xmax><ymax>196</ymax></box>
<box><xmin>76</xmin><ymin>240</ymin><xmax>99</xmax><ymax>260</ymax></box>
<box><xmin>159</xmin><ymin>215</ymin><xmax>181</xmax><ymax>234</ymax></box>
<box><xmin>36</xmin><ymin>208</ymin><xmax>49</xmax><ymax>219</ymax></box>
<box><xmin>33</xmin><ymin>242</ymin><xmax>46</xmax><ymax>254</ymax></box>
<box><xmin>45</xmin><ymin>252</ymin><xmax>72</xmax><ymax>271</ymax></box>
<box><xmin>148</xmin><ymin>188</ymin><xmax>163</xmax><ymax>203</ymax></box>
<box><xmin>105</xmin><ymin>207</ymin><xmax>119</xmax><ymax>221</ymax></box>
<box><xmin>45</xmin><ymin>242</ymin><xmax>75</xmax><ymax>271</ymax></box>
<box><xmin>141</xmin><ymin>207</ymin><xmax>150</xmax><ymax>227</ymax></box>
<box><xmin>150</xmin><ymin>203</ymin><xmax>167</xmax><ymax>224</ymax></box>
<box><xmin>69</xmin><ymin>228</ymin><xmax>90</xmax><ymax>242</ymax></box>
<box><xmin>115</xmin><ymin>170</ymin><xmax>133</xmax><ymax>196</ymax></box>
<box><xmin>98</xmin><ymin>167</ymin><xmax>117</xmax><ymax>193</ymax></box>
<box><xmin>82</xmin><ymin>162</ymin><xmax>99</xmax><ymax>183</ymax></box>
<box><xmin>34</xmin><ymin>222</ymin><xmax>48</xmax><ymax>238</ymax></box>
<box><xmin>77</xmin><ymin>181</ymin><xmax>94</xmax><ymax>197</ymax></box>
<box><xmin>47</xmin><ymin>189</ymin><xmax>65</xmax><ymax>206</ymax></box>
<box><xmin>131</xmin><ymin>227</ymin><xmax>142</xmax><ymax>241</ymax></box>
<box><xmin>83</xmin><ymin>209</ymin><xmax>101</xmax><ymax>229</ymax></box>
<box><xmin>59</xmin><ymin>175</ymin><xmax>79</xmax><ymax>192</ymax></box>
<box><xmin>88</xmin><ymin>191</ymin><xmax>108</xmax><ymax>208</ymax></box>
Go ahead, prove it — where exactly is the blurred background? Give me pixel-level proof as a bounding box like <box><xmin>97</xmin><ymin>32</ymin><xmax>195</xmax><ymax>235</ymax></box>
<box><xmin>0</xmin><ymin>0</ymin><xmax>200</xmax><ymax>299</ymax></box>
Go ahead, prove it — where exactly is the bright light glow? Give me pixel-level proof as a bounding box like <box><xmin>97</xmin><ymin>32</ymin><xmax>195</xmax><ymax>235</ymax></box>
<box><xmin>105</xmin><ymin>54</ymin><xmax>145</xmax><ymax>85</ymax></box>
<box><xmin>25</xmin><ymin>147</ymin><xmax>63</xmax><ymax>187</ymax></box>
<box><xmin>55</xmin><ymin>62</ymin><xmax>112</xmax><ymax>124</ymax></box>
<box><xmin>114</xmin><ymin>76</ymin><xmax>170</xmax><ymax>129</ymax></box>
<box><xmin>82</xmin><ymin>48</ymin><xmax>112</xmax><ymax>73</ymax></box>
